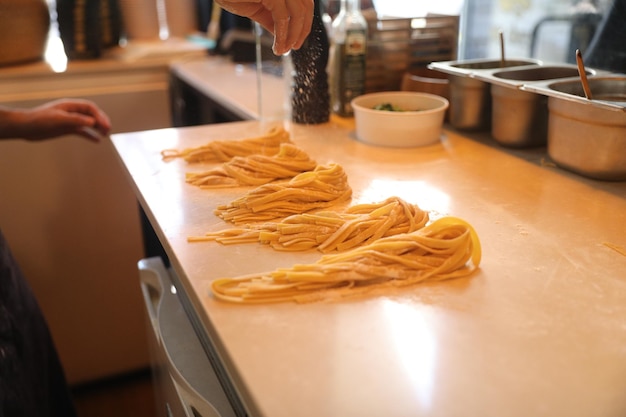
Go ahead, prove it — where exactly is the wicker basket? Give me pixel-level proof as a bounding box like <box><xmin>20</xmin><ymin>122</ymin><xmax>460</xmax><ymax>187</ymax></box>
<box><xmin>365</xmin><ymin>14</ymin><xmax>459</xmax><ymax>93</ymax></box>
<box><xmin>0</xmin><ymin>0</ymin><xmax>50</xmax><ymax>67</ymax></box>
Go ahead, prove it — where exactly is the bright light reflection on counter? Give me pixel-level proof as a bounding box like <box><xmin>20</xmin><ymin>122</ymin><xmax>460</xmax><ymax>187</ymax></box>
<box><xmin>382</xmin><ymin>299</ymin><xmax>437</xmax><ymax>409</ymax></box>
<box><xmin>356</xmin><ymin>179</ymin><xmax>451</xmax><ymax>216</ymax></box>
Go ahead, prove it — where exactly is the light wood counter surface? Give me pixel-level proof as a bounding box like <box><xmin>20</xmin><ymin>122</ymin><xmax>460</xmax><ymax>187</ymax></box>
<box><xmin>110</xmin><ymin>118</ymin><xmax>626</xmax><ymax>417</ymax></box>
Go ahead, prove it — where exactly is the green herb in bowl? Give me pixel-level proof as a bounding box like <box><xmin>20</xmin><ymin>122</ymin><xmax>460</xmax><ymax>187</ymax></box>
<box><xmin>373</xmin><ymin>102</ymin><xmax>405</xmax><ymax>112</ymax></box>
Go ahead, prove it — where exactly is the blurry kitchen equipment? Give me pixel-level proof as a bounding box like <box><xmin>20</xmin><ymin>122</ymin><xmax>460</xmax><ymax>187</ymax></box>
<box><xmin>351</xmin><ymin>91</ymin><xmax>448</xmax><ymax>148</ymax></box>
<box><xmin>490</xmin><ymin>84</ymin><xmax>548</xmax><ymax>148</ymax></box>
<box><xmin>365</xmin><ymin>14</ymin><xmax>459</xmax><ymax>93</ymax></box>
<box><xmin>215</xmin><ymin>15</ymin><xmax>257</xmax><ymax>61</ymax></box>
<box><xmin>118</xmin><ymin>0</ymin><xmax>161</xmax><ymax>40</ymax></box>
<box><xmin>57</xmin><ymin>0</ymin><xmax>123</xmax><ymax>59</ymax></box>
<box><xmin>545</xmin><ymin>77</ymin><xmax>626</xmax><ymax>180</ymax></box>
<box><xmin>163</xmin><ymin>0</ymin><xmax>196</xmax><ymax>38</ymax></box>
<box><xmin>401</xmin><ymin>67</ymin><xmax>449</xmax><ymax>120</ymax></box>
<box><xmin>488</xmin><ymin>65</ymin><xmax>590</xmax><ymax>147</ymax></box>
<box><xmin>575</xmin><ymin>49</ymin><xmax>593</xmax><ymax>99</ymax></box>
<box><xmin>401</xmin><ymin>67</ymin><xmax>450</xmax><ymax>97</ymax></box>
<box><xmin>430</xmin><ymin>58</ymin><xmax>541</xmax><ymax>131</ymax></box>
<box><xmin>0</xmin><ymin>0</ymin><xmax>50</xmax><ymax>67</ymax></box>
<box><xmin>447</xmin><ymin>74</ymin><xmax>491</xmax><ymax>131</ymax></box>
<box><xmin>485</xmin><ymin>30</ymin><xmax>553</xmax><ymax>147</ymax></box>
<box><xmin>118</xmin><ymin>0</ymin><xmax>196</xmax><ymax>41</ymax></box>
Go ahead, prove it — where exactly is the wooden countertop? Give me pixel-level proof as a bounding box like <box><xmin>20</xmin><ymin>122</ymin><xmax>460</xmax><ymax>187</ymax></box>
<box><xmin>170</xmin><ymin>56</ymin><xmax>288</xmax><ymax>121</ymax></box>
<box><xmin>110</xmin><ymin>118</ymin><xmax>626</xmax><ymax>417</ymax></box>
<box><xmin>0</xmin><ymin>39</ymin><xmax>207</xmax><ymax>102</ymax></box>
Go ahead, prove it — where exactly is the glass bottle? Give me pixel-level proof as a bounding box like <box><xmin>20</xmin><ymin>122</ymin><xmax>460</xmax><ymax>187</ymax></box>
<box><xmin>330</xmin><ymin>0</ymin><xmax>368</xmax><ymax>117</ymax></box>
<box><xmin>289</xmin><ymin>0</ymin><xmax>331</xmax><ymax>124</ymax></box>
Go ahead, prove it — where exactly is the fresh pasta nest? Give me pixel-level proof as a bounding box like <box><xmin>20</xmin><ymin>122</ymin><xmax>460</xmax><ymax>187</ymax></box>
<box><xmin>210</xmin><ymin>216</ymin><xmax>482</xmax><ymax>303</ymax></box>
<box><xmin>161</xmin><ymin>126</ymin><xmax>291</xmax><ymax>163</ymax></box>
<box><xmin>190</xmin><ymin>196</ymin><xmax>429</xmax><ymax>253</ymax></box>
<box><xmin>214</xmin><ymin>164</ymin><xmax>352</xmax><ymax>225</ymax></box>
<box><xmin>185</xmin><ymin>143</ymin><xmax>317</xmax><ymax>188</ymax></box>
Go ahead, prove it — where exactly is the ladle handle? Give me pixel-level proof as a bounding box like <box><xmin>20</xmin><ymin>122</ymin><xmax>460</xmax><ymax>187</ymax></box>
<box><xmin>499</xmin><ymin>30</ymin><xmax>505</xmax><ymax>67</ymax></box>
<box><xmin>575</xmin><ymin>49</ymin><xmax>593</xmax><ymax>100</ymax></box>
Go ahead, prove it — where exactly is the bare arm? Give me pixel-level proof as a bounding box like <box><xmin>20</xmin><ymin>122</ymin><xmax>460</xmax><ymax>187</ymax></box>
<box><xmin>0</xmin><ymin>99</ymin><xmax>111</xmax><ymax>142</ymax></box>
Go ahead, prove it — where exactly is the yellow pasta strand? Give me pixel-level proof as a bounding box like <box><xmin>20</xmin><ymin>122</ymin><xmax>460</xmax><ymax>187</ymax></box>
<box><xmin>214</xmin><ymin>164</ymin><xmax>352</xmax><ymax>225</ymax></box>
<box><xmin>185</xmin><ymin>143</ymin><xmax>317</xmax><ymax>188</ymax></box>
<box><xmin>190</xmin><ymin>197</ymin><xmax>429</xmax><ymax>253</ymax></box>
<box><xmin>210</xmin><ymin>216</ymin><xmax>482</xmax><ymax>304</ymax></box>
<box><xmin>161</xmin><ymin>126</ymin><xmax>291</xmax><ymax>163</ymax></box>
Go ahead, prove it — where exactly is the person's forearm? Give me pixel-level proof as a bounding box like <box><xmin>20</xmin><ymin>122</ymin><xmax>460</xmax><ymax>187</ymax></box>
<box><xmin>0</xmin><ymin>100</ymin><xmax>109</xmax><ymax>142</ymax></box>
<box><xmin>0</xmin><ymin>106</ymin><xmax>29</xmax><ymax>140</ymax></box>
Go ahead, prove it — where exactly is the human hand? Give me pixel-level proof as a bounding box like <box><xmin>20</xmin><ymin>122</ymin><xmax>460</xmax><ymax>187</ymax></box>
<box><xmin>8</xmin><ymin>99</ymin><xmax>112</xmax><ymax>142</ymax></box>
<box><xmin>215</xmin><ymin>0</ymin><xmax>314</xmax><ymax>55</ymax></box>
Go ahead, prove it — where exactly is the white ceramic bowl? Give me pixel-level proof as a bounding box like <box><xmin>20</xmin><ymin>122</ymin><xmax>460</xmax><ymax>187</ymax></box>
<box><xmin>351</xmin><ymin>91</ymin><xmax>449</xmax><ymax>147</ymax></box>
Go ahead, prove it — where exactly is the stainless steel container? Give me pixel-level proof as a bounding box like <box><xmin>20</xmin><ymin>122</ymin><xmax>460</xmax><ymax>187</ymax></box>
<box><xmin>491</xmin><ymin>84</ymin><xmax>548</xmax><ymax>147</ymax></box>
<box><xmin>449</xmin><ymin>58</ymin><xmax>540</xmax><ymax>71</ymax></box>
<box><xmin>449</xmin><ymin>75</ymin><xmax>492</xmax><ymax>130</ymax></box>
<box><xmin>431</xmin><ymin>58</ymin><xmax>540</xmax><ymax>131</ymax></box>
<box><xmin>489</xmin><ymin>66</ymin><xmax>586</xmax><ymax>148</ymax></box>
<box><xmin>492</xmin><ymin>66</ymin><xmax>586</xmax><ymax>82</ymax></box>
<box><xmin>546</xmin><ymin>78</ymin><xmax>626</xmax><ymax>181</ymax></box>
